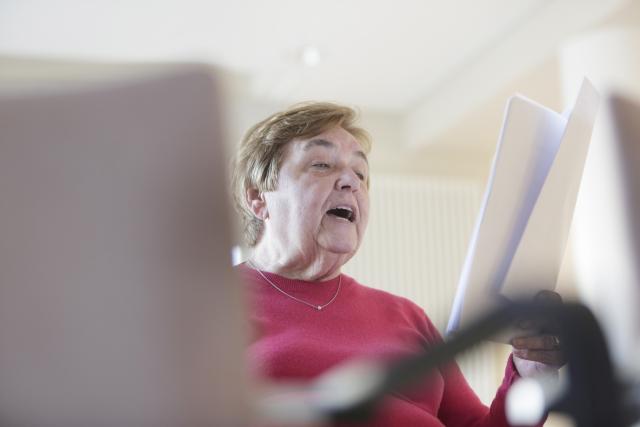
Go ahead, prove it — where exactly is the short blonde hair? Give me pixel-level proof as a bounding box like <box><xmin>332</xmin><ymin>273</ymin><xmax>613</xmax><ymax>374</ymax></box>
<box><xmin>232</xmin><ymin>101</ymin><xmax>371</xmax><ymax>247</ymax></box>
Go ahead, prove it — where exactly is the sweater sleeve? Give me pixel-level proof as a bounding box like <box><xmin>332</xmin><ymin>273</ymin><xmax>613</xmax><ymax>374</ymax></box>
<box><xmin>437</xmin><ymin>353</ymin><xmax>521</xmax><ymax>427</ymax></box>
<box><xmin>415</xmin><ymin>312</ymin><xmax>543</xmax><ymax>427</ymax></box>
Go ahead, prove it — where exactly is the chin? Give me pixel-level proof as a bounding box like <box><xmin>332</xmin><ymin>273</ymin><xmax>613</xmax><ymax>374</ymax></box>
<box><xmin>316</xmin><ymin>229</ymin><xmax>361</xmax><ymax>259</ymax></box>
<box><xmin>324</xmin><ymin>240</ymin><xmax>359</xmax><ymax>257</ymax></box>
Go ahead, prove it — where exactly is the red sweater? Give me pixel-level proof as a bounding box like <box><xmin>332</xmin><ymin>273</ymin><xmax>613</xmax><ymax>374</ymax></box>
<box><xmin>240</xmin><ymin>265</ymin><xmax>521</xmax><ymax>427</ymax></box>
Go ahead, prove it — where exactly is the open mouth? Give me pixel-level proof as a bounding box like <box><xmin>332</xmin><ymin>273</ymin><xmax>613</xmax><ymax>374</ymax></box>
<box><xmin>326</xmin><ymin>206</ymin><xmax>355</xmax><ymax>223</ymax></box>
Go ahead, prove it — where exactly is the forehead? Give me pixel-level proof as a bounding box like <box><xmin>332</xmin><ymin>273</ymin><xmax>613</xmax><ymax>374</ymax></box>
<box><xmin>288</xmin><ymin>127</ymin><xmax>368</xmax><ymax>161</ymax></box>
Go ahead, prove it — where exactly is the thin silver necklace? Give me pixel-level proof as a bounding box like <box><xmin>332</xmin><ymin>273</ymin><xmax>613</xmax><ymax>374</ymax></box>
<box><xmin>246</xmin><ymin>260</ymin><xmax>341</xmax><ymax>311</ymax></box>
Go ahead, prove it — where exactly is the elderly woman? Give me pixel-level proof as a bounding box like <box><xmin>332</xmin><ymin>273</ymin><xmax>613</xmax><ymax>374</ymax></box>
<box><xmin>232</xmin><ymin>102</ymin><xmax>563</xmax><ymax>426</ymax></box>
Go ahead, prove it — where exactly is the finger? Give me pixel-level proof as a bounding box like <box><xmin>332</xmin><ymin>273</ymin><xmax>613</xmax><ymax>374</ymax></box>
<box><xmin>516</xmin><ymin>319</ymin><xmax>535</xmax><ymax>330</ymax></box>
<box><xmin>534</xmin><ymin>291</ymin><xmax>564</xmax><ymax>336</ymax></box>
<box><xmin>535</xmin><ymin>290</ymin><xmax>562</xmax><ymax>304</ymax></box>
<box><xmin>515</xmin><ymin>291</ymin><xmax>562</xmax><ymax>331</ymax></box>
<box><xmin>511</xmin><ymin>335</ymin><xmax>561</xmax><ymax>350</ymax></box>
<box><xmin>513</xmin><ymin>349</ymin><xmax>565</xmax><ymax>366</ymax></box>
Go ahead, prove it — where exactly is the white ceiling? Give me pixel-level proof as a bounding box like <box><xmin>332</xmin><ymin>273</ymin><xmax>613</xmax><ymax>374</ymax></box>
<box><xmin>0</xmin><ymin>0</ymin><xmax>630</xmax><ymax>146</ymax></box>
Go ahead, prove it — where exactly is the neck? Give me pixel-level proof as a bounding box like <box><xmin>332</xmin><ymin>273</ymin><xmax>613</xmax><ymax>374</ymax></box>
<box><xmin>249</xmin><ymin>242</ymin><xmax>346</xmax><ymax>281</ymax></box>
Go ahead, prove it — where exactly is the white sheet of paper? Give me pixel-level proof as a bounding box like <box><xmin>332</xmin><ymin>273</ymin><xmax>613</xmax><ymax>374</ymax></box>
<box><xmin>447</xmin><ymin>79</ymin><xmax>599</xmax><ymax>340</ymax></box>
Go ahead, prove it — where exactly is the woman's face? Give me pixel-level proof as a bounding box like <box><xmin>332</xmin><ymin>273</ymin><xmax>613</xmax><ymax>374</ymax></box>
<box><xmin>261</xmin><ymin>126</ymin><xmax>369</xmax><ymax>261</ymax></box>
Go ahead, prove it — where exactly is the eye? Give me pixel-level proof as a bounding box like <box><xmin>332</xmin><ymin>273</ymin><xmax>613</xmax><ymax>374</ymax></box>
<box><xmin>354</xmin><ymin>168</ymin><xmax>367</xmax><ymax>181</ymax></box>
<box><xmin>312</xmin><ymin>162</ymin><xmax>331</xmax><ymax>169</ymax></box>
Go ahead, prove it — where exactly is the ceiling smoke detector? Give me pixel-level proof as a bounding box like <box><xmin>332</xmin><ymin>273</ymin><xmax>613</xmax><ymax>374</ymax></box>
<box><xmin>300</xmin><ymin>46</ymin><xmax>321</xmax><ymax>67</ymax></box>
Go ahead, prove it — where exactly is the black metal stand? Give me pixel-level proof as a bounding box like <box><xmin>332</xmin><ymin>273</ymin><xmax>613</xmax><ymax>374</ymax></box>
<box><xmin>328</xmin><ymin>301</ymin><xmax>630</xmax><ymax>427</ymax></box>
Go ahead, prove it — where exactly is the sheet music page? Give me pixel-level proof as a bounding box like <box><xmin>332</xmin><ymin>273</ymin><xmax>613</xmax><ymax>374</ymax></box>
<box><xmin>500</xmin><ymin>80</ymin><xmax>600</xmax><ymax>298</ymax></box>
<box><xmin>447</xmin><ymin>80</ymin><xmax>599</xmax><ymax>337</ymax></box>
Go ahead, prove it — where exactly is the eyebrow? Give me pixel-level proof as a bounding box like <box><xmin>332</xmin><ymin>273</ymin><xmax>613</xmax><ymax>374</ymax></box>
<box><xmin>303</xmin><ymin>138</ymin><xmax>369</xmax><ymax>164</ymax></box>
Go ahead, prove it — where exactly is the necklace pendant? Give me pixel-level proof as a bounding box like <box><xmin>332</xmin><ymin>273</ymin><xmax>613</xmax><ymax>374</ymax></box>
<box><xmin>317</xmin><ymin>305</ymin><xmax>322</xmax><ymax>310</ymax></box>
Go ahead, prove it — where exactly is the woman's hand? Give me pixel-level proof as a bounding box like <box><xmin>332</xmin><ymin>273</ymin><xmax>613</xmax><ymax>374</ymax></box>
<box><xmin>510</xmin><ymin>290</ymin><xmax>566</xmax><ymax>377</ymax></box>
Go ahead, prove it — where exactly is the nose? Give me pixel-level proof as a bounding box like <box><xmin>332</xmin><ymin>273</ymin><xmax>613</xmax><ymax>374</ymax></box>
<box><xmin>336</xmin><ymin>168</ymin><xmax>361</xmax><ymax>192</ymax></box>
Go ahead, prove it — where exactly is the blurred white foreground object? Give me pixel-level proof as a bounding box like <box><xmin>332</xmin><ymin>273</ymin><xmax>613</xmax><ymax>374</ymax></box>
<box><xmin>506</xmin><ymin>373</ymin><xmax>568</xmax><ymax>426</ymax></box>
<box><xmin>571</xmin><ymin>92</ymin><xmax>640</xmax><ymax>379</ymax></box>
<box><xmin>0</xmin><ymin>66</ymin><xmax>249</xmax><ymax>426</ymax></box>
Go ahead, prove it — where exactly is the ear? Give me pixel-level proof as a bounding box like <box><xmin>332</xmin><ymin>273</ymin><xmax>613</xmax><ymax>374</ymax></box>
<box><xmin>246</xmin><ymin>187</ymin><xmax>268</xmax><ymax>220</ymax></box>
